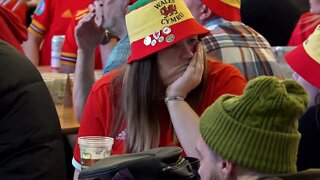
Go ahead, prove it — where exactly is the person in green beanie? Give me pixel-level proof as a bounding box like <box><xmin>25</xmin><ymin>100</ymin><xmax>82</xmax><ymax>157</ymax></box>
<box><xmin>197</xmin><ymin>76</ymin><xmax>309</xmax><ymax>180</ymax></box>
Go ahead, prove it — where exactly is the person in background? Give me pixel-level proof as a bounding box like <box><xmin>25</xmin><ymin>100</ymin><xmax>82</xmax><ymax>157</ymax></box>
<box><xmin>183</xmin><ymin>0</ymin><xmax>284</xmax><ymax>80</ymax></box>
<box><xmin>0</xmin><ymin>39</ymin><xmax>67</xmax><ymax>180</ymax></box>
<box><xmin>197</xmin><ymin>76</ymin><xmax>311</xmax><ymax>180</ymax></box>
<box><xmin>59</xmin><ymin>6</ymin><xmax>119</xmax><ymax>73</ymax></box>
<box><xmin>0</xmin><ymin>6</ymin><xmax>27</xmax><ymax>53</ymax></box>
<box><xmin>72</xmin><ymin>0</ymin><xmax>135</xmax><ymax>122</ymax></box>
<box><xmin>288</xmin><ymin>0</ymin><xmax>320</xmax><ymax>46</ymax></box>
<box><xmin>22</xmin><ymin>0</ymin><xmax>94</xmax><ymax>66</ymax></box>
<box><xmin>72</xmin><ymin>0</ymin><xmax>246</xmax><ymax>178</ymax></box>
<box><xmin>285</xmin><ymin>25</ymin><xmax>320</xmax><ymax>171</ymax></box>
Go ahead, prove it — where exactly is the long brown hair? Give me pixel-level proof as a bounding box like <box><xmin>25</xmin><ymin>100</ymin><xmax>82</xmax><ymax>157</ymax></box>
<box><xmin>110</xmin><ymin>51</ymin><xmax>208</xmax><ymax>153</ymax></box>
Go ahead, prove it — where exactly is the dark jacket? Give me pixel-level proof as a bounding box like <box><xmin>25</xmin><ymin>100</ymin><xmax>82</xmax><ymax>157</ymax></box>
<box><xmin>297</xmin><ymin>105</ymin><xmax>320</xmax><ymax>171</ymax></box>
<box><xmin>259</xmin><ymin>169</ymin><xmax>320</xmax><ymax>180</ymax></box>
<box><xmin>0</xmin><ymin>40</ymin><xmax>67</xmax><ymax>179</ymax></box>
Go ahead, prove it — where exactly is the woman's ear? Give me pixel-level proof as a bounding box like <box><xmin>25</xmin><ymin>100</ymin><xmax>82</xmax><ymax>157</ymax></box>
<box><xmin>199</xmin><ymin>4</ymin><xmax>213</xmax><ymax>23</ymax></box>
<box><xmin>220</xmin><ymin>160</ymin><xmax>234</xmax><ymax>179</ymax></box>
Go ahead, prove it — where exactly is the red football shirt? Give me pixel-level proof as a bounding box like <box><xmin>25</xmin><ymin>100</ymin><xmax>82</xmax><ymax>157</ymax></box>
<box><xmin>61</xmin><ymin>9</ymin><xmax>102</xmax><ymax>70</ymax></box>
<box><xmin>72</xmin><ymin>59</ymin><xmax>246</xmax><ymax>170</ymax></box>
<box><xmin>28</xmin><ymin>0</ymin><xmax>94</xmax><ymax>66</ymax></box>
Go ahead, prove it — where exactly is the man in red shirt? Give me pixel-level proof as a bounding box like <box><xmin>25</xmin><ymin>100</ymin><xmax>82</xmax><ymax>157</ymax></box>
<box><xmin>59</xmin><ymin>8</ymin><xmax>118</xmax><ymax>73</ymax></box>
<box><xmin>22</xmin><ymin>0</ymin><xmax>94</xmax><ymax>66</ymax></box>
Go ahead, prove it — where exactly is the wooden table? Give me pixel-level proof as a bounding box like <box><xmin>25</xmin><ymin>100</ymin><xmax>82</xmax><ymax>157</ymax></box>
<box><xmin>37</xmin><ymin>66</ymin><xmax>80</xmax><ymax>134</ymax></box>
<box><xmin>37</xmin><ymin>66</ymin><xmax>59</xmax><ymax>73</ymax></box>
<box><xmin>58</xmin><ymin>107</ymin><xmax>80</xmax><ymax>134</ymax></box>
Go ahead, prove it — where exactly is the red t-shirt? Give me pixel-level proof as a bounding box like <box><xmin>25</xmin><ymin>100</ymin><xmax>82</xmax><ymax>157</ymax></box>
<box><xmin>61</xmin><ymin>9</ymin><xmax>102</xmax><ymax>69</ymax></box>
<box><xmin>73</xmin><ymin>59</ymin><xmax>246</xmax><ymax>169</ymax></box>
<box><xmin>5</xmin><ymin>0</ymin><xmax>26</xmax><ymax>25</ymax></box>
<box><xmin>288</xmin><ymin>12</ymin><xmax>319</xmax><ymax>46</ymax></box>
<box><xmin>0</xmin><ymin>6</ymin><xmax>27</xmax><ymax>53</ymax></box>
<box><xmin>28</xmin><ymin>0</ymin><xmax>93</xmax><ymax>66</ymax></box>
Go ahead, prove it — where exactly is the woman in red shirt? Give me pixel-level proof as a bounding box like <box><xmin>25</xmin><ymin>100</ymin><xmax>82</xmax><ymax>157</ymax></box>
<box><xmin>72</xmin><ymin>0</ymin><xmax>246</xmax><ymax>177</ymax></box>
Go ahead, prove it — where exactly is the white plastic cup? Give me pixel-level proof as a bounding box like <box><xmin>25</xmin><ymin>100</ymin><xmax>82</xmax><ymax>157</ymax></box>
<box><xmin>68</xmin><ymin>73</ymin><xmax>74</xmax><ymax>96</ymax></box>
<box><xmin>41</xmin><ymin>73</ymin><xmax>67</xmax><ymax>117</ymax></box>
<box><xmin>51</xmin><ymin>35</ymin><xmax>65</xmax><ymax>69</ymax></box>
<box><xmin>78</xmin><ymin>136</ymin><xmax>114</xmax><ymax>170</ymax></box>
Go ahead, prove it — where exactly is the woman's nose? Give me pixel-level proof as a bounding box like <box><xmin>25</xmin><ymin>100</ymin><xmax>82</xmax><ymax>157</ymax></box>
<box><xmin>180</xmin><ymin>41</ymin><xmax>194</xmax><ymax>59</ymax></box>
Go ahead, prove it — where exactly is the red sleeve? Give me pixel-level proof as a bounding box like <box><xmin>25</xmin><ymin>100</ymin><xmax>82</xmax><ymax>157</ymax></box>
<box><xmin>60</xmin><ymin>16</ymin><xmax>78</xmax><ymax>67</ymax></box>
<box><xmin>73</xmin><ymin>89</ymin><xmax>108</xmax><ymax>164</ymax></box>
<box><xmin>73</xmin><ymin>69</ymin><xmax>125</xmax><ymax>166</ymax></box>
<box><xmin>72</xmin><ymin>74</ymin><xmax>120</xmax><ymax>164</ymax></box>
<box><xmin>60</xmin><ymin>8</ymin><xmax>103</xmax><ymax>69</ymax></box>
<box><xmin>28</xmin><ymin>0</ymin><xmax>53</xmax><ymax>37</ymax></box>
<box><xmin>288</xmin><ymin>12</ymin><xmax>315</xmax><ymax>46</ymax></box>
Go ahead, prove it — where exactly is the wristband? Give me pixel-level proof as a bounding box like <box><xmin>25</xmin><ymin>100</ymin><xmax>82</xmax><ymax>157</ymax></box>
<box><xmin>101</xmin><ymin>31</ymin><xmax>115</xmax><ymax>45</ymax></box>
<box><xmin>164</xmin><ymin>96</ymin><xmax>185</xmax><ymax>104</ymax></box>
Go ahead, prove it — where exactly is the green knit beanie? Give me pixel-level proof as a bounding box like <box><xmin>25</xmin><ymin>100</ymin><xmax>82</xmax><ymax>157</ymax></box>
<box><xmin>199</xmin><ymin>76</ymin><xmax>308</xmax><ymax>174</ymax></box>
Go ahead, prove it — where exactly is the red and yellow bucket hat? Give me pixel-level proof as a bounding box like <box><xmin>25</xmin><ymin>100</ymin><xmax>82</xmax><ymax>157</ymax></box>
<box><xmin>201</xmin><ymin>0</ymin><xmax>241</xmax><ymax>22</ymax></box>
<box><xmin>125</xmin><ymin>0</ymin><xmax>210</xmax><ymax>63</ymax></box>
<box><xmin>285</xmin><ymin>25</ymin><xmax>320</xmax><ymax>88</ymax></box>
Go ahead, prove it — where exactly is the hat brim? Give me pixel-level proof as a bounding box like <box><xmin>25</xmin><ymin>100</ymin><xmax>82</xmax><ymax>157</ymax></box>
<box><xmin>127</xmin><ymin>19</ymin><xmax>210</xmax><ymax>63</ymax></box>
<box><xmin>201</xmin><ymin>0</ymin><xmax>241</xmax><ymax>22</ymax></box>
<box><xmin>285</xmin><ymin>45</ymin><xmax>320</xmax><ymax>89</ymax></box>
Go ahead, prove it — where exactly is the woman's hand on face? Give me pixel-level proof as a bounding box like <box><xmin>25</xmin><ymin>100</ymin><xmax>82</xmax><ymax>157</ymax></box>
<box><xmin>75</xmin><ymin>6</ymin><xmax>105</xmax><ymax>52</ymax></box>
<box><xmin>166</xmin><ymin>44</ymin><xmax>204</xmax><ymax>98</ymax></box>
<box><xmin>0</xmin><ymin>0</ymin><xmax>29</xmax><ymax>11</ymax></box>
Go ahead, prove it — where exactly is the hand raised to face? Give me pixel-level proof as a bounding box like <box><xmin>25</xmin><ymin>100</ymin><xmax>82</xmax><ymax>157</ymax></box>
<box><xmin>165</xmin><ymin>43</ymin><xmax>205</xmax><ymax>98</ymax></box>
<box><xmin>93</xmin><ymin>0</ymin><xmax>104</xmax><ymax>26</ymax></box>
<box><xmin>75</xmin><ymin>8</ymin><xmax>105</xmax><ymax>52</ymax></box>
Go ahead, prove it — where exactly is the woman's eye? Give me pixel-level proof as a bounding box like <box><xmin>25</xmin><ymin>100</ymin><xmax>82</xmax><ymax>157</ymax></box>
<box><xmin>167</xmin><ymin>44</ymin><xmax>177</xmax><ymax>49</ymax></box>
<box><xmin>188</xmin><ymin>38</ymin><xmax>199</xmax><ymax>45</ymax></box>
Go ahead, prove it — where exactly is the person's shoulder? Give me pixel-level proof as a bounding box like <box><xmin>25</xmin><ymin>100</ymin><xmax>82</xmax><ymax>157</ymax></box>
<box><xmin>91</xmin><ymin>67</ymin><xmax>124</xmax><ymax>92</ymax></box>
<box><xmin>209</xmin><ymin>19</ymin><xmax>259</xmax><ymax>35</ymax></box>
<box><xmin>207</xmin><ymin>20</ymin><xmax>269</xmax><ymax>40</ymax></box>
<box><xmin>0</xmin><ymin>40</ymin><xmax>41</xmax><ymax>83</ymax></box>
<box><xmin>227</xmin><ymin>21</ymin><xmax>264</xmax><ymax>36</ymax></box>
